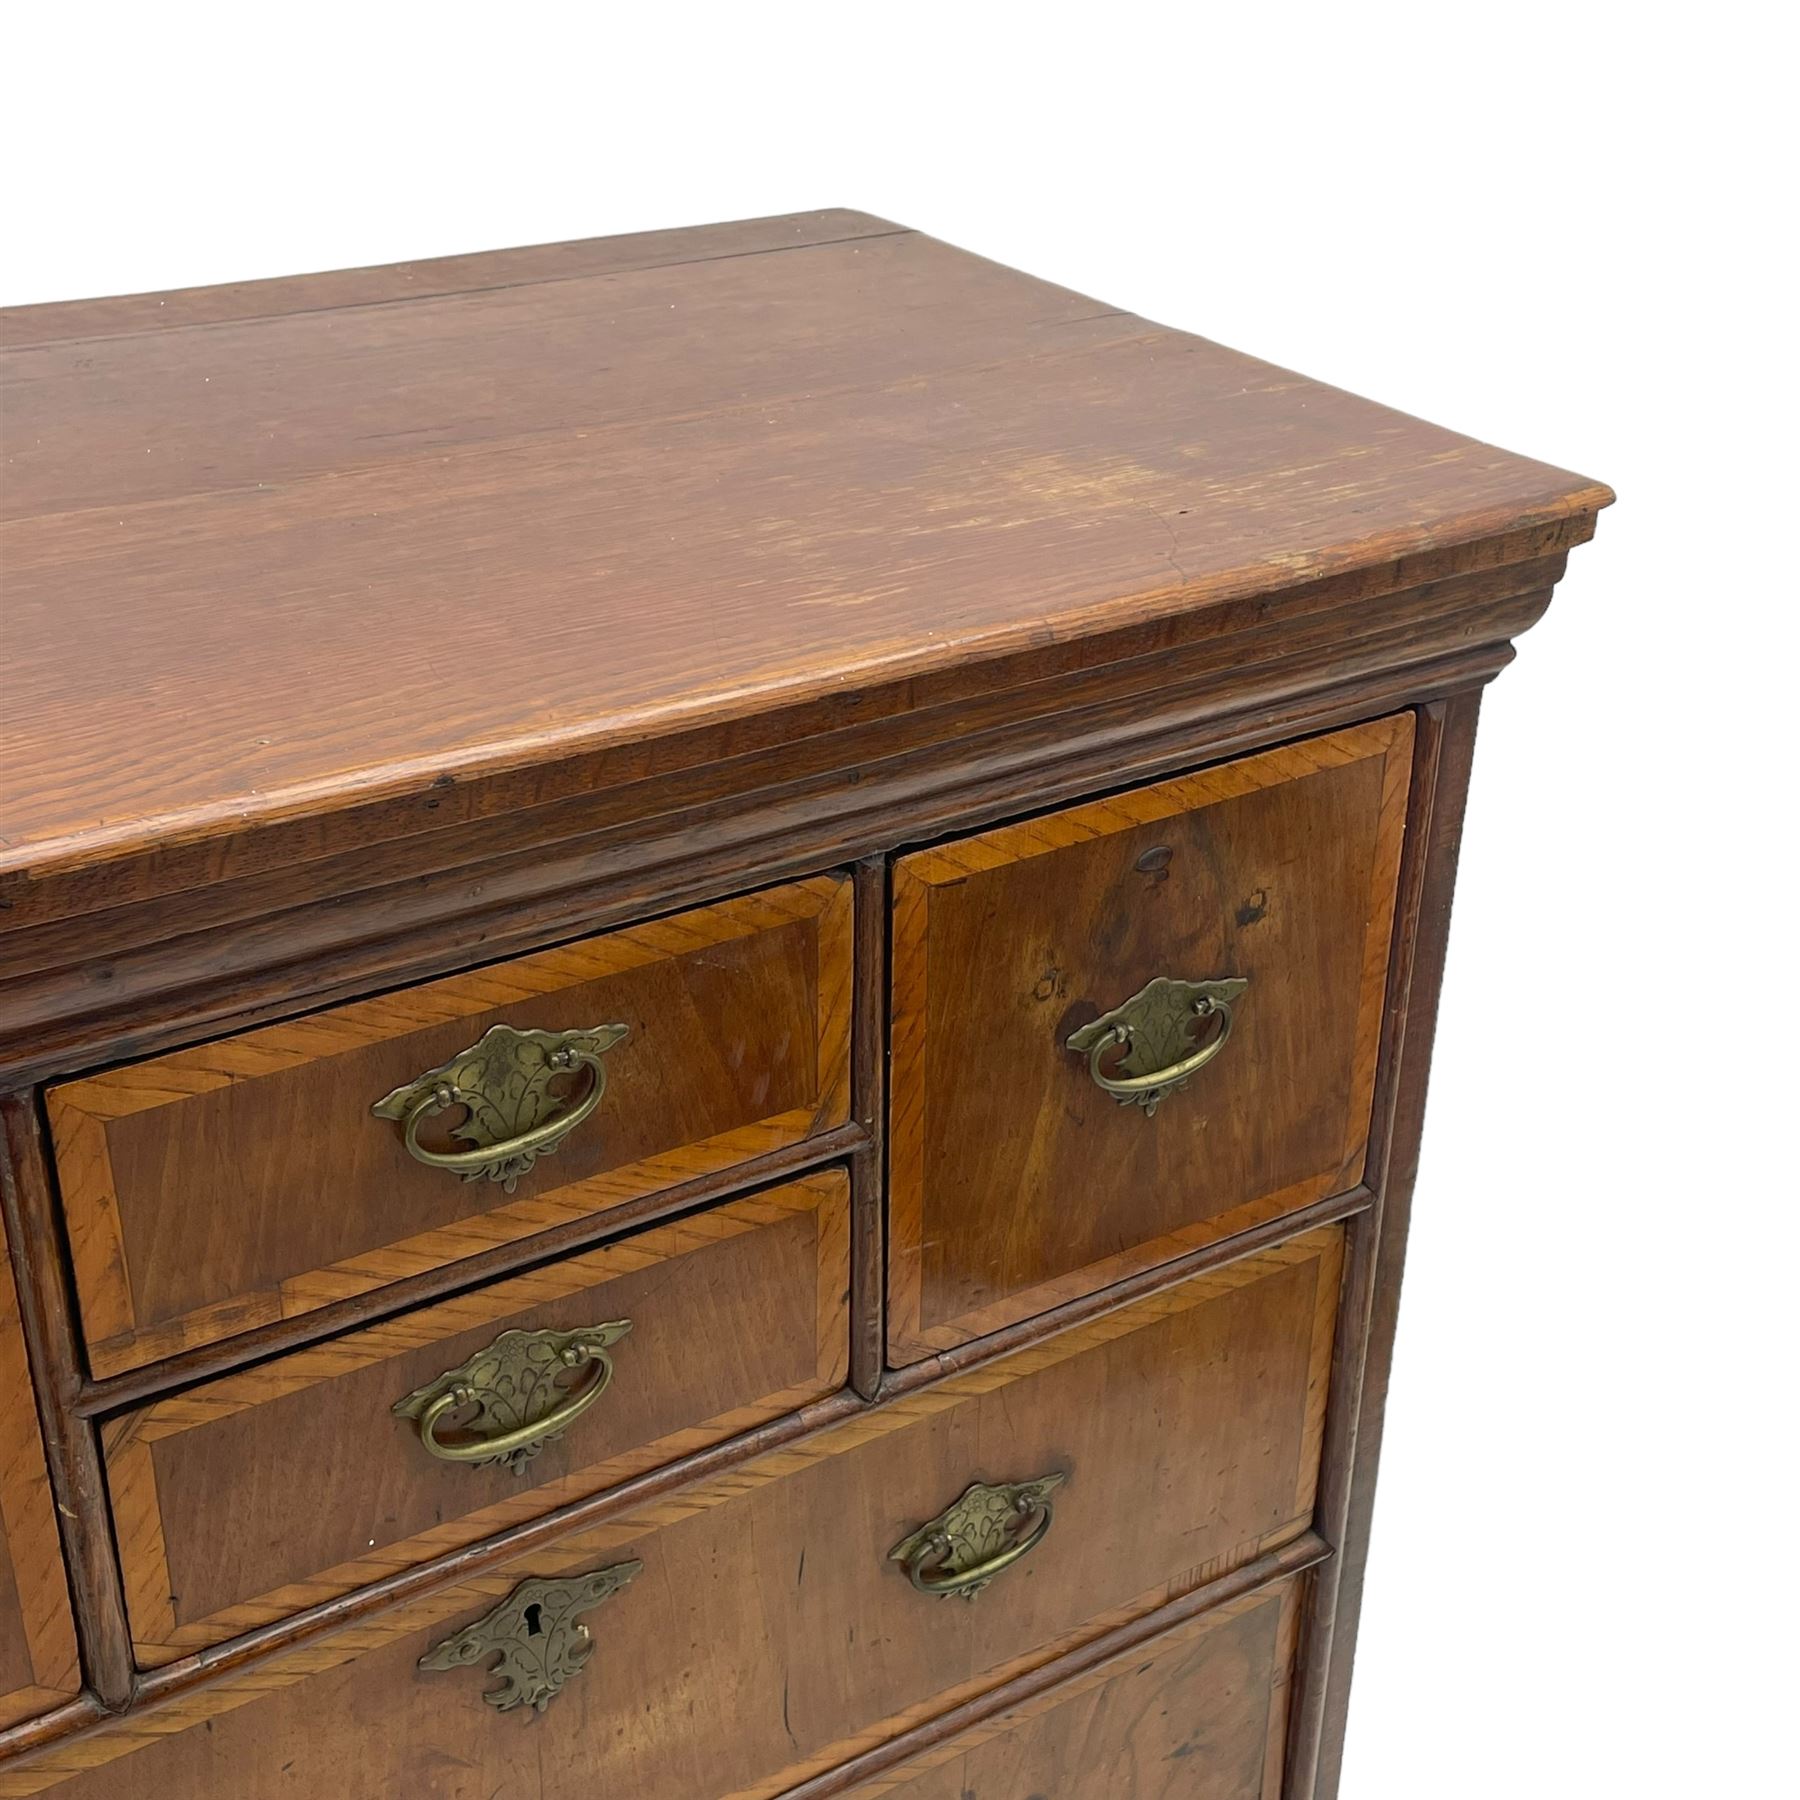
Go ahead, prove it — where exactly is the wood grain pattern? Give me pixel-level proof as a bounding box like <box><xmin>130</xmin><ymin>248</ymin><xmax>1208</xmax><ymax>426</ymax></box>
<box><xmin>0</xmin><ymin>215</ymin><xmax>1608</xmax><ymax>905</ymax></box>
<box><xmin>72</xmin><ymin>1118</ymin><xmax>867</xmax><ymax>1419</ymax></box>
<box><xmin>0</xmin><ymin>1210</ymin><xmax>81</xmax><ymax>1729</ymax></box>
<box><xmin>48</xmin><ymin>875</ymin><xmax>851</xmax><ymax>1375</ymax></box>
<box><xmin>780</xmin><ymin>1549</ymin><xmax>1324</xmax><ymax>1800</ymax></box>
<box><xmin>105</xmin><ymin>1172</ymin><xmax>849</xmax><ymax>1667</ymax></box>
<box><xmin>0</xmin><ymin>1702</ymin><xmax>100</xmax><ymax>1774</ymax></box>
<box><xmin>81</xmin><ymin>1187</ymin><xmax>1361</xmax><ymax>1738</ymax></box>
<box><xmin>1</xmin><ymin>1226</ymin><xmax>1342</xmax><ymax>1796</ymax></box>
<box><xmin>0</xmin><ymin>523</ymin><xmax>1574</xmax><ymax>967</ymax></box>
<box><xmin>889</xmin><ymin>717</ymin><xmax>1410</xmax><ymax>1362</ymax></box>
<box><xmin>837</xmin><ymin>1576</ymin><xmax>1302</xmax><ymax>1799</ymax></box>
<box><xmin>0</xmin><ymin>537</ymin><xmax>1579</xmax><ymax>1092</ymax></box>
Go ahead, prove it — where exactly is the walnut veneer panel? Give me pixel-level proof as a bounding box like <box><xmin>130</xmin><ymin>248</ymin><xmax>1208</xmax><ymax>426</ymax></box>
<box><xmin>107</xmin><ymin>1173</ymin><xmax>849</xmax><ymax>1667</ymax></box>
<box><xmin>890</xmin><ymin>717</ymin><xmax>1410</xmax><ymax>1361</ymax></box>
<box><xmin>0</xmin><ymin>1211</ymin><xmax>81</xmax><ymax>1729</ymax></box>
<box><xmin>47</xmin><ymin>876</ymin><xmax>851</xmax><ymax>1375</ymax></box>
<box><xmin>0</xmin><ymin>215</ymin><xmax>1607</xmax><ymax>891</ymax></box>
<box><xmin>844</xmin><ymin>1576</ymin><xmax>1302</xmax><ymax>1799</ymax></box>
<box><xmin>5</xmin><ymin>1228</ymin><xmax>1342</xmax><ymax>1798</ymax></box>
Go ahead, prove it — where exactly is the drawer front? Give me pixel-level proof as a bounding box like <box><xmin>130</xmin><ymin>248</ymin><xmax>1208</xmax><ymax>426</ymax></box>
<box><xmin>0</xmin><ymin>1213</ymin><xmax>81</xmax><ymax>1729</ymax></box>
<box><xmin>889</xmin><ymin>716</ymin><xmax>1410</xmax><ymax>1361</ymax></box>
<box><xmin>49</xmin><ymin>875</ymin><xmax>852</xmax><ymax>1375</ymax></box>
<box><xmin>106</xmin><ymin>1172</ymin><xmax>849</xmax><ymax>1667</ymax></box>
<box><xmin>20</xmin><ymin>1226</ymin><xmax>1342</xmax><ymax>1800</ymax></box>
<box><xmin>843</xmin><ymin>1575</ymin><xmax>1302</xmax><ymax>1799</ymax></box>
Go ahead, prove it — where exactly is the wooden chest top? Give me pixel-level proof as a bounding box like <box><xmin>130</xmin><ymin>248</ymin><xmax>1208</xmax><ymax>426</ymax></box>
<box><xmin>1</xmin><ymin>208</ymin><xmax>1607</xmax><ymax>891</ymax></box>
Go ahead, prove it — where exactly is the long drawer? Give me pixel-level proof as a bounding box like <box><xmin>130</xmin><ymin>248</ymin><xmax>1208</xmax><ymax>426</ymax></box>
<box><xmin>841</xmin><ymin>1574</ymin><xmax>1304</xmax><ymax>1799</ymax></box>
<box><xmin>104</xmin><ymin>1172</ymin><xmax>850</xmax><ymax>1667</ymax></box>
<box><xmin>889</xmin><ymin>716</ymin><xmax>1410</xmax><ymax>1361</ymax></box>
<box><xmin>11</xmin><ymin>1225</ymin><xmax>1343</xmax><ymax>1799</ymax></box>
<box><xmin>47</xmin><ymin>874</ymin><xmax>853</xmax><ymax>1376</ymax></box>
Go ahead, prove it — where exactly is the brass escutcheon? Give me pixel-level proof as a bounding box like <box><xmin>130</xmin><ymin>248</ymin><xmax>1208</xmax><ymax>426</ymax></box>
<box><xmin>418</xmin><ymin>1562</ymin><xmax>641</xmax><ymax>1714</ymax></box>
<box><xmin>393</xmin><ymin>1321</ymin><xmax>631</xmax><ymax>1476</ymax></box>
<box><xmin>372</xmin><ymin>1021</ymin><xmax>629</xmax><ymax>1190</ymax></box>
<box><xmin>889</xmin><ymin>1473</ymin><xmax>1067</xmax><ymax>1601</ymax></box>
<box><xmin>1065</xmin><ymin>975</ymin><xmax>1248</xmax><ymax>1116</ymax></box>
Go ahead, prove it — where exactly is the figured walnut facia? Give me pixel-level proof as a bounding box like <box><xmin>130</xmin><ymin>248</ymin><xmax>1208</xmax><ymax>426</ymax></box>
<box><xmin>886</xmin><ymin>715</ymin><xmax>1413</xmax><ymax>1365</ymax></box>
<box><xmin>49</xmin><ymin>874</ymin><xmax>853</xmax><ymax>1379</ymax></box>
<box><xmin>104</xmin><ymin>1173</ymin><xmax>851</xmax><ymax>1671</ymax></box>
<box><xmin>27</xmin><ymin>1229</ymin><xmax>1343</xmax><ymax>1796</ymax></box>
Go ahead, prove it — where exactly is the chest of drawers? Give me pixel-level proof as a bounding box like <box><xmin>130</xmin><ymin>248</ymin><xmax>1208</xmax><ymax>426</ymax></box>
<box><xmin>0</xmin><ymin>210</ymin><xmax>1608</xmax><ymax>1797</ymax></box>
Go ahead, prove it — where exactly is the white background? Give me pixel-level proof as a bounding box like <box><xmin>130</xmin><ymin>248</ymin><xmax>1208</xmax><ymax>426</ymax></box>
<box><xmin>4</xmin><ymin>6</ymin><xmax>1793</xmax><ymax>1795</ymax></box>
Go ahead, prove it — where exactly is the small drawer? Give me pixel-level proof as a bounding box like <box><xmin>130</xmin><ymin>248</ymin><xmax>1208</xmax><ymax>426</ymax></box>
<box><xmin>0</xmin><ymin>1211</ymin><xmax>81</xmax><ymax>1730</ymax></box>
<box><xmin>49</xmin><ymin>874</ymin><xmax>852</xmax><ymax>1376</ymax></box>
<box><xmin>106</xmin><ymin>1171</ymin><xmax>849</xmax><ymax>1668</ymax></box>
<box><xmin>888</xmin><ymin>715</ymin><xmax>1411</xmax><ymax>1362</ymax></box>
<box><xmin>42</xmin><ymin>1225</ymin><xmax>1341</xmax><ymax>1799</ymax></box>
<box><xmin>843</xmin><ymin>1574</ymin><xmax>1303</xmax><ymax>1799</ymax></box>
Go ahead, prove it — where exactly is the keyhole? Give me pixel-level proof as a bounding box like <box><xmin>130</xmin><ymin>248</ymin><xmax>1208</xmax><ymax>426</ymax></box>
<box><xmin>522</xmin><ymin>1603</ymin><xmax>545</xmax><ymax>1637</ymax></box>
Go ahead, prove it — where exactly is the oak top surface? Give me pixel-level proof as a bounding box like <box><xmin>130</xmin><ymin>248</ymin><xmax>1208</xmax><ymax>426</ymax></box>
<box><xmin>0</xmin><ymin>208</ymin><xmax>1609</xmax><ymax>880</ymax></box>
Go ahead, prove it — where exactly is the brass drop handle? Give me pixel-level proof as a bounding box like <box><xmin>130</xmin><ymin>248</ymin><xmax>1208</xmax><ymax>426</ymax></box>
<box><xmin>905</xmin><ymin>1506</ymin><xmax>1054</xmax><ymax>1597</ymax></box>
<box><xmin>413</xmin><ymin>1340</ymin><xmax>617</xmax><ymax>1467</ymax></box>
<box><xmin>394</xmin><ymin>1057</ymin><xmax>602</xmax><ymax>1177</ymax></box>
<box><xmin>393</xmin><ymin>1322</ymin><xmax>632</xmax><ymax>1477</ymax></box>
<box><xmin>889</xmin><ymin>1473</ymin><xmax>1067</xmax><ymax>1601</ymax></box>
<box><xmin>372</xmin><ymin>1022</ymin><xmax>629</xmax><ymax>1190</ymax></box>
<box><xmin>1081</xmin><ymin>1001</ymin><xmax>1232</xmax><ymax>1095</ymax></box>
<box><xmin>1065</xmin><ymin>976</ymin><xmax>1249</xmax><ymax>1117</ymax></box>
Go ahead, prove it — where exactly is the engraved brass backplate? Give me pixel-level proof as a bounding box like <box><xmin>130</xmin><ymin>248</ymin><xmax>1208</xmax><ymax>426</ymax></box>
<box><xmin>1065</xmin><ymin>975</ymin><xmax>1249</xmax><ymax>1116</ymax></box>
<box><xmin>418</xmin><ymin>1561</ymin><xmax>641</xmax><ymax>1714</ymax></box>
<box><xmin>372</xmin><ymin>1021</ymin><xmax>629</xmax><ymax>1190</ymax></box>
<box><xmin>889</xmin><ymin>1472</ymin><xmax>1067</xmax><ymax>1601</ymax></box>
<box><xmin>394</xmin><ymin>1321</ymin><xmax>632</xmax><ymax>1475</ymax></box>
